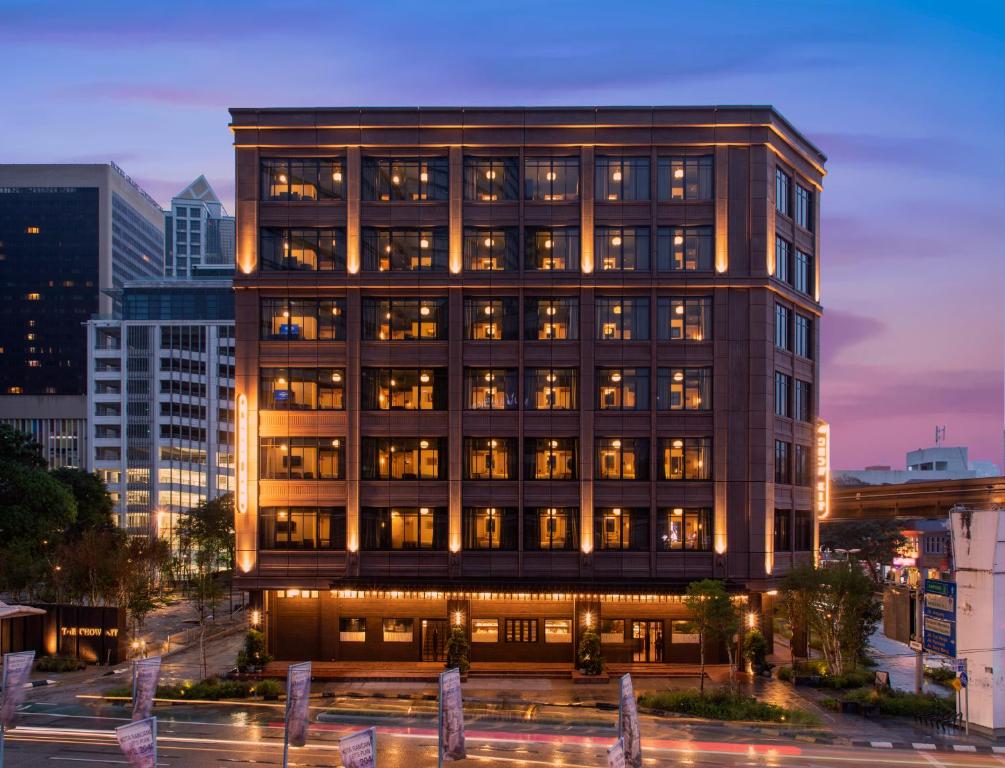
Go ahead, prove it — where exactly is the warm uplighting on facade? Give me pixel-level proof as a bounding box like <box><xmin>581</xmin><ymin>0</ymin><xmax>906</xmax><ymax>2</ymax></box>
<box><xmin>236</xmin><ymin>394</ymin><xmax>248</xmax><ymax>514</ymax></box>
<box><xmin>238</xmin><ymin>552</ymin><xmax>255</xmax><ymax>574</ymax></box>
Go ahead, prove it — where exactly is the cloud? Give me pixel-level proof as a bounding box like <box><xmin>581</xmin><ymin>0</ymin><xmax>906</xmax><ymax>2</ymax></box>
<box><xmin>57</xmin><ymin>83</ymin><xmax>227</xmax><ymax>108</ymax></box>
<box><xmin>809</xmin><ymin>131</ymin><xmax>979</xmax><ymax>168</ymax></box>
<box><xmin>820</xmin><ymin>309</ymin><xmax>885</xmax><ymax>366</ymax></box>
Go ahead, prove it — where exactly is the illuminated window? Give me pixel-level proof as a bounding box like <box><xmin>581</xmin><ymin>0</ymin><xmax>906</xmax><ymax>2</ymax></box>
<box><xmin>597</xmin><ymin>368</ymin><xmax>649</xmax><ymax>411</ymax></box>
<box><xmin>656</xmin><ymin>297</ymin><xmax>711</xmax><ymax>341</ymax></box>
<box><xmin>659</xmin><ymin>437</ymin><xmax>711</xmax><ymax>480</ymax></box>
<box><xmin>25</xmin><ymin>226</ymin><xmax>40</xmax><ymax>235</ymax></box>
<box><xmin>462</xmin><ymin>507</ymin><xmax>517</xmax><ymax>550</ymax></box>
<box><xmin>27</xmin><ymin>360</ymin><xmax>40</xmax><ymax>367</ymax></box>
<box><xmin>463</xmin><ymin>438</ymin><xmax>517</xmax><ymax>480</ymax></box>
<box><xmin>361</xmin><ymin>368</ymin><xmax>447</xmax><ymax>411</ymax></box>
<box><xmin>525</xmin><ymin>507</ymin><xmax>579</xmax><ymax>550</ymax></box>
<box><xmin>471</xmin><ymin>619</ymin><xmax>499</xmax><ymax>643</ymax></box>
<box><xmin>657</xmin><ymin>226</ymin><xmax>713</xmax><ymax>271</ymax></box>
<box><xmin>260</xmin><ymin>368</ymin><xmax>345</xmax><ymax>410</ymax></box>
<box><xmin>361</xmin><ymin>507</ymin><xmax>448</xmax><ymax>550</ymax></box>
<box><xmin>596</xmin><ymin>297</ymin><xmax>649</xmax><ymax>340</ymax></box>
<box><xmin>463</xmin><ymin>297</ymin><xmax>518</xmax><ymax>340</ymax></box>
<box><xmin>657</xmin><ymin>507</ymin><xmax>712</xmax><ymax>551</ymax></box>
<box><xmin>656</xmin><ymin>368</ymin><xmax>710</xmax><ymax>411</ymax></box>
<box><xmin>463</xmin><ymin>157</ymin><xmax>519</xmax><ymax>201</ymax></box>
<box><xmin>525</xmin><ymin>227</ymin><xmax>579</xmax><ymax>271</ymax></box>
<box><xmin>504</xmin><ymin>619</ymin><xmax>537</xmax><ymax>643</ymax></box>
<box><xmin>362</xmin><ymin>157</ymin><xmax>448</xmax><ymax>201</ymax></box>
<box><xmin>7</xmin><ymin>386</ymin><xmax>22</xmax><ymax>394</ymax></box>
<box><xmin>361</xmin><ymin>298</ymin><xmax>447</xmax><ymax>341</ymax></box>
<box><xmin>595</xmin><ymin>226</ymin><xmax>650</xmax><ymax>271</ymax></box>
<box><xmin>595</xmin><ymin>157</ymin><xmax>650</xmax><ymax>201</ymax></box>
<box><xmin>525</xmin><ymin>157</ymin><xmax>579</xmax><ymax>201</ymax></box>
<box><xmin>260</xmin><ymin>298</ymin><xmax>345</xmax><ymax>341</ymax></box>
<box><xmin>463</xmin><ymin>227</ymin><xmax>518</xmax><ymax>271</ymax></box>
<box><xmin>525</xmin><ymin>439</ymin><xmax>577</xmax><ymax>481</ymax></box>
<box><xmin>544</xmin><ymin>619</ymin><xmax>572</xmax><ymax>643</ymax></box>
<box><xmin>525</xmin><ymin>297</ymin><xmax>578</xmax><ymax>340</ymax></box>
<box><xmin>259</xmin><ymin>438</ymin><xmax>344</xmax><ymax>480</ymax></box>
<box><xmin>601</xmin><ymin>619</ymin><xmax>625</xmax><ymax>644</ymax></box>
<box><xmin>362</xmin><ymin>227</ymin><xmax>448</xmax><ymax>272</ymax></box>
<box><xmin>339</xmin><ymin>618</ymin><xmax>366</xmax><ymax>642</ymax></box>
<box><xmin>595</xmin><ymin>438</ymin><xmax>649</xmax><ymax>480</ymax></box>
<box><xmin>382</xmin><ymin>618</ymin><xmax>415</xmax><ymax>642</ymax></box>
<box><xmin>464</xmin><ymin>368</ymin><xmax>518</xmax><ymax>410</ymax></box>
<box><xmin>525</xmin><ymin>368</ymin><xmax>577</xmax><ymax>410</ymax></box>
<box><xmin>26</xmin><ymin>292</ymin><xmax>40</xmax><ymax>301</ymax></box>
<box><xmin>259</xmin><ymin>507</ymin><xmax>346</xmax><ymax>549</ymax></box>
<box><xmin>260</xmin><ymin>158</ymin><xmax>345</xmax><ymax>201</ymax></box>
<box><xmin>360</xmin><ymin>437</ymin><xmax>447</xmax><ymax>480</ymax></box>
<box><xmin>595</xmin><ymin>508</ymin><xmax>649</xmax><ymax>551</ymax></box>
<box><xmin>260</xmin><ymin>228</ymin><xmax>346</xmax><ymax>271</ymax></box>
<box><xmin>657</xmin><ymin>156</ymin><xmax>713</xmax><ymax>200</ymax></box>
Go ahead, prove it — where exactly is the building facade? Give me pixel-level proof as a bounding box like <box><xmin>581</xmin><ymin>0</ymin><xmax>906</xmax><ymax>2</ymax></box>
<box><xmin>87</xmin><ymin>279</ymin><xmax>235</xmax><ymax>539</ymax></box>
<box><xmin>230</xmin><ymin>107</ymin><xmax>825</xmax><ymax>664</ymax></box>
<box><xmin>0</xmin><ymin>394</ymin><xmax>87</xmax><ymax>469</ymax></box>
<box><xmin>834</xmin><ymin>445</ymin><xmax>1000</xmax><ymax>486</ymax></box>
<box><xmin>165</xmin><ymin>176</ymin><xmax>236</xmax><ymax>279</ymax></box>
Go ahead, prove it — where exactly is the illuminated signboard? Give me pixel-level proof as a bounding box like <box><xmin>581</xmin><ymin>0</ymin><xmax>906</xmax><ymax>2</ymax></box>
<box><xmin>237</xmin><ymin>393</ymin><xmax>248</xmax><ymax>514</ymax></box>
<box><xmin>61</xmin><ymin>627</ymin><xmax>118</xmax><ymax>638</ymax></box>
<box><xmin>815</xmin><ymin>420</ymin><xmax>830</xmax><ymax>519</ymax></box>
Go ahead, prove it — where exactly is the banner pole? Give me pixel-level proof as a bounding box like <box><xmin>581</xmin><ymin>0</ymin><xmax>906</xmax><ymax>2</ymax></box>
<box><xmin>437</xmin><ymin>671</ymin><xmax>443</xmax><ymax>768</ymax></box>
<box><xmin>282</xmin><ymin>685</ymin><xmax>290</xmax><ymax>768</ymax></box>
<box><xmin>153</xmin><ymin>717</ymin><xmax>158</xmax><ymax>766</ymax></box>
<box><xmin>1</xmin><ymin>721</ymin><xmax>6</xmax><ymax>768</ymax></box>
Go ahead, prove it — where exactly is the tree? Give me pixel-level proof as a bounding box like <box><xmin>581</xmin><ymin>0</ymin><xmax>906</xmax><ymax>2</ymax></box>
<box><xmin>577</xmin><ymin>628</ymin><xmax>604</xmax><ymax>675</ymax></box>
<box><xmin>236</xmin><ymin>629</ymin><xmax>272</xmax><ymax>672</ymax></box>
<box><xmin>780</xmin><ymin>564</ymin><xmax>819</xmax><ymax>666</ymax></box>
<box><xmin>56</xmin><ymin>528</ymin><xmax>125</xmax><ymax>605</ymax></box>
<box><xmin>0</xmin><ymin>424</ymin><xmax>46</xmax><ymax>469</ymax></box>
<box><xmin>743</xmin><ymin>629</ymin><xmax>769</xmax><ymax>674</ymax></box>
<box><xmin>821</xmin><ymin>520</ymin><xmax>907</xmax><ymax>584</ymax></box>
<box><xmin>52</xmin><ymin>468</ymin><xmax>117</xmax><ymax>538</ymax></box>
<box><xmin>683</xmin><ymin>579</ymin><xmax>739</xmax><ymax>693</ymax></box>
<box><xmin>117</xmin><ymin>536</ymin><xmax>171</xmax><ymax>648</ymax></box>
<box><xmin>444</xmin><ymin>626</ymin><xmax>470</xmax><ymax>675</ymax></box>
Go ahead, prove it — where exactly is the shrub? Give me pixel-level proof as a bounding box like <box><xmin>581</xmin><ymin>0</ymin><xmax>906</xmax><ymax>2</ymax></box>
<box><xmin>844</xmin><ymin>687</ymin><xmax>954</xmax><ymax>718</ymax></box>
<box><xmin>817</xmin><ymin>668</ymin><xmax>875</xmax><ymax>690</ymax></box>
<box><xmin>776</xmin><ymin>666</ymin><xmax>793</xmax><ymax>682</ymax></box>
<box><xmin>35</xmin><ymin>655</ymin><xmax>85</xmax><ymax>673</ymax></box>
<box><xmin>577</xmin><ymin>629</ymin><xmax>604</xmax><ymax>675</ymax></box>
<box><xmin>924</xmin><ymin>666</ymin><xmax>956</xmax><ymax>684</ymax></box>
<box><xmin>444</xmin><ymin>626</ymin><xmax>470</xmax><ymax>675</ymax></box>
<box><xmin>255</xmin><ymin>679</ymin><xmax>284</xmax><ymax>701</ymax></box>
<box><xmin>105</xmin><ymin>677</ymin><xmax>287</xmax><ymax>702</ymax></box>
<box><xmin>236</xmin><ymin>629</ymin><xmax>272</xmax><ymax>671</ymax></box>
<box><xmin>743</xmin><ymin>629</ymin><xmax>768</xmax><ymax>672</ymax></box>
<box><xmin>638</xmin><ymin>689</ymin><xmax>819</xmax><ymax>725</ymax></box>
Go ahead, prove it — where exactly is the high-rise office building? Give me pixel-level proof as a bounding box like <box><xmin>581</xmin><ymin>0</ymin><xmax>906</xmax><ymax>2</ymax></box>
<box><xmin>230</xmin><ymin>107</ymin><xmax>826</xmax><ymax>665</ymax></box>
<box><xmin>165</xmin><ymin>176</ymin><xmax>235</xmax><ymax>279</ymax></box>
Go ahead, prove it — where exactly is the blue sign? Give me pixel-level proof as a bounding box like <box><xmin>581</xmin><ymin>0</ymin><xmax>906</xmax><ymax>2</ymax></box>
<box><xmin>923</xmin><ymin>579</ymin><xmax>957</xmax><ymax>657</ymax></box>
<box><xmin>274</xmin><ymin>390</ymin><xmax>290</xmax><ymax>402</ymax></box>
<box><xmin>279</xmin><ymin>323</ymin><xmax>300</xmax><ymax>338</ymax></box>
<box><xmin>959</xmin><ymin>672</ymin><xmax>968</xmax><ymax>688</ymax></box>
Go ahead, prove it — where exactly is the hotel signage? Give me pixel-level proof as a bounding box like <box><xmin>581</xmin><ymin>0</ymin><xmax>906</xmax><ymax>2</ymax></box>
<box><xmin>815</xmin><ymin>421</ymin><xmax>830</xmax><ymax>518</ymax></box>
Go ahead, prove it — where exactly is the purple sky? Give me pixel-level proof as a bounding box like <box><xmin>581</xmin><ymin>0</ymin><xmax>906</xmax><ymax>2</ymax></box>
<box><xmin>2</xmin><ymin>0</ymin><xmax>1002</xmax><ymax>469</ymax></box>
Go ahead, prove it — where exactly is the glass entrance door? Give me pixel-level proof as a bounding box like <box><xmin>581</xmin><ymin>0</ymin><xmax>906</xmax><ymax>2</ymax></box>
<box><xmin>632</xmin><ymin>620</ymin><xmax>664</xmax><ymax>662</ymax></box>
<box><xmin>421</xmin><ymin>619</ymin><xmax>448</xmax><ymax>661</ymax></box>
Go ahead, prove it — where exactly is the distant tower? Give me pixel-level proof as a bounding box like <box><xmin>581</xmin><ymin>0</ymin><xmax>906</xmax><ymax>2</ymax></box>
<box><xmin>935</xmin><ymin>425</ymin><xmax>946</xmax><ymax>447</ymax></box>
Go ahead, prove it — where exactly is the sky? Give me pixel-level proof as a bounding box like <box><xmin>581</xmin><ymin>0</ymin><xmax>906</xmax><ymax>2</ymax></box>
<box><xmin>0</xmin><ymin>0</ymin><xmax>1002</xmax><ymax>470</ymax></box>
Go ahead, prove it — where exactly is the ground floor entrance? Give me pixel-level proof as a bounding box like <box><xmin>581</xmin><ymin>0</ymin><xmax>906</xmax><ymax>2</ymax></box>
<box><xmin>632</xmin><ymin>620</ymin><xmax>664</xmax><ymax>662</ymax></box>
<box><xmin>421</xmin><ymin>618</ymin><xmax>448</xmax><ymax>662</ymax></box>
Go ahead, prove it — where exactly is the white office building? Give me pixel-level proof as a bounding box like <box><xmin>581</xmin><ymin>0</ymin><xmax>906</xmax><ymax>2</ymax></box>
<box><xmin>164</xmin><ymin>176</ymin><xmax>235</xmax><ymax>278</ymax></box>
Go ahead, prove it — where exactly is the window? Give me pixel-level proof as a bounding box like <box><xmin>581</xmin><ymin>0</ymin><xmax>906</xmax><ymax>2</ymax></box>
<box><xmin>525</xmin><ymin>297</ymin><xmax>578</xmax><ymax>340</ymax></box>
<box><xmin>794</xmin><ymin>444</ymin><xmax>811</xmax><ymax>487</ymax></box>
<box><xmin>794</xmin><ymin>380</ymin><xmax>812</xmax><ymax>423</ymax></box>
<box><xmin>795</xmin><ymin>250</ymin><xmax>813</xmax><ymax>295</ymax></box>
<box><xmin>525</xmin><ymin>157</ymin><xmax>579</xmax><ymax>201</ymax></box>
<box><xmin>260</xmin><ymin>438</ymin><xmax>345</xmax><ymax>480</ymax></box>
<box><xmin>775</xmin><ymin>441</ymin><xmax>792</xmax><ymax>485</ymax></box>
<box><xmin>595</xmin><ymin>226</ymin><xmax>650</xmax><ymax>271</ymax></box>
<box><xmin>261</xmin><ymin>158</ymin><xmax>345</xmax><ymax>201</ymax></box>
<box><xmin>260</xmin><ymin>368</ymin><xmax>345</xmax><ymax>410</ymax></box>
<box><xmin>601</xmin><ymin>619</ymin><xmax>625</xmax><ymax>644</ymax></box>
<box><xmin>596</xmin><ymin>438</ymin><xmax>649</xmax><ymax>480</ymax></box>
<box><xmin>596</xmin><ymin>368</ymin><xmax>649</xmax><ymax>411</ymax></box>
<box><xmin>505</xmin><ymin>619</ymin><xmax>537</xmax><ymax>643</ymax></box>
<box><xmin>463</xmin><ymin>227</ymin><xmax>518</xmax><ymax>271</ymax></box>
<box><xmin>464</xmin><ymin>368</ymin><xmax>518</xmax><ymax>410</ymax></box>
<box><xmin>595</xmin><ymin>297</ymin><xmax>649</xmax><ymax>340</ymax></box>
<box><xmin>463</xmin><ymin>438</ymin><xmax>518</xmax><ymax>480</ymax></box>
<box><xmin>525</xmin><ymin>227</ymin><xmax>579</xmax><ymax>271</ymax></box>
<box><xmin>464</xmin><ymin>297</ymin><xmax>519</xmax><ymax>340</ymax></box>
<box><xmin>545</xmin><ymin>619</ymin><xmax>572</xmax><ymax>643</ymax></box>
<box><xmin>775</xmin><ymin>168</ymin><xmax>792</xmax><ymax>216</ymax></box>
<box><xmin>795</xmin><ymin>185</ymin><xmax>813</xmax><ymax>230</ymax></box>
<box><xmin>471</xmin><ymin>619</ymin><xmax>499</xmax><ymax>643</ymax></box>
<box><xmin>383</xmin><ymin>618</ymin><xmax>415</xmax><ymax>642</ymax></box>
<box><xmin>659</xmin><ymin>437</ymin><xmax>712</xmax><ymax>480</ymax></box>
<box><xmin>360</xmin><ymin>437</ymin><xmax>447</xmax><ymax>480</ymax></box>
<box><xmin>775</xmin><ymin>304</ymin><xmax>791</xmax><ymax>350</ymax></box>
<box><xmin>361</xmin><ymin>507</ymin><xmax>448</xmax><ymax>550</ymax></box>
<box><xmin>656</xmin><ymin>368</ymin><xmax>711</xmax><ymax>411</ymax></box>
<box><xmin>791</xmin><ymin>317</ymin><xmax>811</xmax><ymax>361</ymax></box>
<box><xmin>362</xmin><ymin>227</ymin><xmax>448</xmax><ymax>272</ymax></box>
<box><xmin>656</xmin><ymin>297</ymin><xmax>712</xmax><ymax>341</ymax></box>
<box><xmin>774</xmin><ymin>509</ymin><xmax>792</xmax><ymax>551</ymax></box>
<box><xmin>464</xmin><ymin>157</ymin><xmax>519</xmax><ymax>201</ymax></box>
<box><xmin>525</xmin><ymin>368</ymin><xmax>578</xmax><ymax>410</ymax></box>
<box><xmin>657</xmin><ymin>156</ymin><xmax>713</xmax><ymax>200</ymax></box>
<box><xmin>25</xmin><ymin>226</ymin><xmax>41</xmax><ymax>235</ymax></box>
<box><xmin>259</xmin><ymin>507</ymin><xmax>346</xmax><ymax>550</ymax></box>
<box><xmin>794</xmin><ymin>510</ymin><xmax>813</xmax><ymax>551</ymax></box>
<box><xmin>339</xmin><ymin>618</ymin><xmax>366</xmax><ymax>642</ymax></box>
<box><xmin>774</xmin><ymin>237</ymin><xmax>791</xmax><ymax>283</ymax></box>
<box><xmin>260</xmin><ymin>298</ymin><xmax>346</xmax><ymax>341</ymax></box>
<box><xmin>362</xmin><ymin>157</ymin><xmax>448</xmax><ymax>201</ymax></box>
<box><xmin>525</xmin><ymin>507</ymin><xmax>579</xmax><ymax>550</ymax></box>
<box><xmin>526</xmin><ymin>438</ymin><xmax>577</xmax><ymax>480</ymax></box>
<box><xmin>657</xmin><ymin>226</ymin><xmax>713</xmax><ymax>271</ymax></box>
<box><xmin>361</xmin><ymin>368</ymin><xmax>447</xmax><ymax>411</ymax></box>
<box><xmin>463</xmin><ymin>507</ymin><xmax>518</xmax><ymax>550</ymax></box>
<box><xmin>657</xmin><ymin>508</ymin><xmax>712</xmax><ymax>551</ymax></box>
<box><xmin>595</xmin><ymin>157</ymin><xmax>650</xmax><ymax>201</ymax></box>
<box><xmin>595</xmin><ymin>507</ymin><xmax>649</xmax><ymax>550</ymax></box>
<box><xmin>775</xmin><ymin>372</ymin><xmax>791</xmax><ymax>417</ymax></box>
<box><xmin>361</xmin><ymin>298</ymin><xmax>447</xmax><ymax>340</ymax></box>
<box><xmin>260</xmin><ymin>228</ymin><xmax>346</xmax><ymax>271</ymax></box>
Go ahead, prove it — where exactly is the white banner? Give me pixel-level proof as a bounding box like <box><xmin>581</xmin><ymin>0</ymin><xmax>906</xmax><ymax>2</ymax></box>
<box><xmin>1</xmin><ymin>651</ymin><xmax>35</xmax><ymax>728</ymax></box>
<box><xmin>285</xmin><ymin>661</ymin><xmax>312</xmax><ymax>749</ymax></box>
<box><xmin>607</xmin><ymin>737</ymin><xmax>626</xmax><ymax>768</ymax></box>
<box><xmin>339</xmin><ymin>726</ymin><xmax>377</xmax><ymax>768</ymax></box>
<box><xmin>618</xmin><ymin>674</ymin><xmax>641</xmax><ymax>768</ymax></box>
<box><xmin>438</xmin><ymin>668</ymin><xmax>466</xmax><ymax>763</ymax></box>
<box><xmin>132</xmin><ymin>657</ymin><xmax>161</xmax><ymax>722</ymax></box>
<box><xmin>115</xmin><ymin>716</ymin><xmax>157</xmax><ymax>768</ymax></box>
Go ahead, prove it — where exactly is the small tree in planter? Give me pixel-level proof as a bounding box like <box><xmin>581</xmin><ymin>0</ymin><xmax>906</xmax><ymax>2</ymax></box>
<box><xmin>236</xmin><ymin>629</ymin><xmax>272</xmax><ymax>672</ymax></box>
<box><xmin>577</xmin><ymin>628</ymin><xmax>604</xmax><ymax>675</ymax></box>
<box><xmin>445</xmin><ymin>626</ymin><xmax>470</xmax><ymax>675</ymax></box>
<box><xmin>743</xmin><ymin>629</ymin><xmax>770</xmax><ymax>675</ymax></box>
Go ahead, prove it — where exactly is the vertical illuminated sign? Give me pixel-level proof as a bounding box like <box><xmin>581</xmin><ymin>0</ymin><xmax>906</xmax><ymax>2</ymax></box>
<box><xmin>237</xmin><ymin>393</ymin><xmax>248</xmax><ymax>514</ymax></box>
<box><xmin>815</xmin><ymin>420</ymin><xmax>830</xmax><ymax>518</ymax></box>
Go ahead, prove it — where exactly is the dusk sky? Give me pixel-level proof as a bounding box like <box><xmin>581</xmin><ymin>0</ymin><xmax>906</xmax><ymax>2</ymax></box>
<box><xmin>1</xmin><ymin>0</ymin><xmax>1002</xmax><ymax>469</ymax></box>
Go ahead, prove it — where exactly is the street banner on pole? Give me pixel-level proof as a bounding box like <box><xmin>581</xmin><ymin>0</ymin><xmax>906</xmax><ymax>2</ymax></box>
<box><xmin>1</xmin><ymin>651</ymin><xmax>34</xmax><ymax>728</ymax></box>
<box><xmin>132</xmin><ymin>657</ymin><xmax>161</xmax><ymax>721</ymax></box>
<box><xmin>339</xmin><ymin>726</ymin><xmax>377</xmax><ymax>768</ymax></box>
<box><xmin>607</xmin><ymin>737</ymin><xmax>626</xmax><ymax>768</ymax></box>
<box><xmin>115</xmin><ymin>716</ymin><xmax>157</xmax><ymax>768</ymax></box>
<box><xmin>618</xmin><ymin>674</ymin><xmax>641</xmax><ymax>768</ymax></box>
<box><xmin>438</xmin><ymin>667</ymin><xmax>466</xmax><ymax>764</ymax></box>
<box><xmin>285</xmin><ymin>661</ymin><xmax>312</xmax><ymax>749</ymax></box>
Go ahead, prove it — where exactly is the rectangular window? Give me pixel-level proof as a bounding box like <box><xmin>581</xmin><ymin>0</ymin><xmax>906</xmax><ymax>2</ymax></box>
<box><xmin>595</xmin><ymin>438</ymin><xmax>649</xmax><ymax>480</ymax></box>
<box><xmin>260</xmin><ymin>298</ymin><xmax>346</xmax><ymax>341</ymax></box>
<box><xmin>362</xmin><ymin>157</ymin><xmax>448</xmax><ymax>201</ymax></box>
<box><xmin>260</xmin><ymin>367</ymin><xmax>345</xmax><ymax>410</ymax></box>
<box><xmin>794</xmin><ymin>510</ymin><xmax>813</xmax><ymax>551</ymax></box>
<box><xmin>659</xmin><ymin>437</ymin><xmax>712</xmax><ymax>481</ymax></box>
<box><xmin>795</xmin><ymin>250</ymin><xmax>813</xmax><ymax>295</ymax></box>
<box><xmin>595</xmin><ymin>226</ymin><xmax>650</xmax><ymax>271</ymax></box>
<box><xmin>774</xmin><ymin>237</ymin><xmax>791</xmax><ymax>284</ymax></box>
<box><xmin>601</xmin><ymin>619</ymin><xmax>625</xmax><ymax>644</ymax></box>
<box><xmin>383</xmin><ymin>618</ymin><xmax>415</xmax><ymax>642</ymax></box>
<box><xmin>656</xmin><ymin>296</ymin><xmax>712</xmax><ymax>341</ymax></box>
<box><xmin>259</xmin><ymin>507</ymin><xmax>346</xmax><ymax>550</ymax></box>
<box><xmin>774</xmin><ymin>508</ymin><xmax>792</xmax><ymax>551</ymax></box>
<box><xmin>361</xmin><ymin>227</ymin><xmax>448</xmax><ymax>272</ymax></box>
<box><xmin>794</xmin><ymin>444</ymin><xmax>811</xmax><ymax>487</ymax></box>
<box><xmin>657</xmin><ymin>156</ymin><xmax>713</xmax><ymax>200</ymax></box>
<box><xmin>505</xmin><ymin>619</ymin><xmax>538</xmax><ymax>643</ymax></box>
<box><xmin>525</xmin><ymin>297</ymin><xmax>578</xmax><ymax>340</ymax></box>
<box><xmin>463</xmin><ymin>437</ymin><xmax>518</xmax><ymax>480</ymax></box>
<box><xmin>595</xmin><ymin>157</ymin><xmax>650</xmax><ymax>201</ymax></box>
<box><xmin>361</xmin><ymin>298</ymin><xmax>447</xmax><ymax>340</ymax></box>
<box><xmin>260</xmin><ymin>227</ymin><xmax>346</xmax><ymax>272</ymax></box>
<box><xmin>794</xmin><ymin>315</ymin><xmax>812</xmax><ymax>358</ymax></box>
<box><xmin>462</xmin><ymin>507</ymin><xmax>518</xmax><ymax>550</ymax></box>
<box><xmin>524</xmin><ymin>507</ymin><xmax>579</xmax><ymax>550</ymax></box>
<box><xmin>463</xmin><ymin>227</ymin><xmax>518</xmax><ymax>271</ymax></box>
<box><xmin>471</xmin><ymin>619</ymin><xmax>499</xmax><ymax>643</ymax></box>
<box><xmin>795</xmin><ymin>185</ymin><xmax>813</xmax><ymax>230</ymax></box>
<box><xmin>260</xmin><ymin>438</ymin><xmax>345</xmax><ymax>480</ymax></box>
<box><xmin>360</xmin><ymin>437</ymin><xmax>447</xmax><ymax>480</ymax></box>
<box><xmin>464</xmin><ymin>157</ymin><xmax>519</xmax><ymax>201</ymax></box>
<box><xmin>595</xmin><ymin>296</ymin><xmax>650</xmax><ymax>341</ymax></box>
<box><xmin>339</xmin><ymin>617</ymin><xmax>366</xmax><ymax>642</ymax></box>
<box><xmin>464</xmin><ymin>297</ymin><xmax>519</xmax><ymax>340</ymax></box>
<box><xmin>464</xmin><ymin>368</ymin><xmax>518</xmax><ymax>410</ymax></box>
<box><xmin>656</xmin><ymin>226</ymin><xmax>713</xmax><ymax>271</ymax></box>
<box><xmin>525</xmin><ymin>226</ymin><xmax>579</xmax><ymax>271</ymax></box>
<box><xmin>525</xmin><ymin>438</ymin><xmax>578</xmax><ymax>481</ymax></box>
<box><xmin>595</xmin><ymin>507</ymin><xmax>649</xmax><ymax>551</ymax></box>
<box><xmin>544</xmin><ymin>619</ymin><xmax>572</xmax><ymax>643</ymax></box>
<box><xmin>361</xmin><ymin>507</ymin><xmax>448</xmax><ymax>550</ymax></box>
<box><xmin>671</xmin><ymin>620</ymin><xmax>700</xmax><ymax>644</ymax></box>
<box><xmin>656</xmin><ymin>368</ymin><xmax>711</xmax><ymax>411</ymax></box>
<box><xmin>775</xmin><ymin>372</ymin><xmax>791</xmax><ymax>417</ymax></box>
<box><xmin>525</xmin><ymin>368</ymin><xmax>578</xmax><ymax>410</ymax></box>
<box><xmin>361</xmin><ymin>368</ymin><xmax>447</xmax><ymax>411</ymax></box>
<box><xmin>657</xmin><ymin>508</ymin><xmax>712</xmax><ymax>551</ymax></box>
<box><xmin>775</xmin><ymin>168</ymin><xmax>792</xmax><ymax>216</ymax></box>
<box><xmin>524</xmin><ymin>157</ymin><xmax>579</xmax><ymax>201</ymax></box>
<box><xmin>261</xmin><ymin>158</ymin><xmax>345</xmax><ymax>201</ymax></box>
<box><xmin>775</xmin><ymin>304</ymin><xmax>791</xmax><ymax>350</ymax></box>
<box><xmin>596</xmin><ymin>367</ymin><xmax>649</xmax><ymax>411</ymax></box>
<box><xmin>794</xmin><ymin>380</ymin><xmax>812</xmax><ymax>423</ymax></box>
<box><xmin>775</xmin><ymin>441</ymin><xmax>792</xmax><ymax>485</ymax></box>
